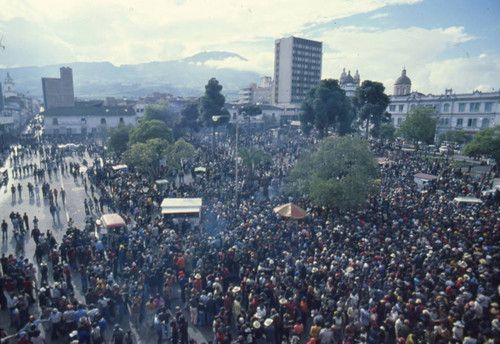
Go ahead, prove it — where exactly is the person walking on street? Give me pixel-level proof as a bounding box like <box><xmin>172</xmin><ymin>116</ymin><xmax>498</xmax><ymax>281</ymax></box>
<box><xmin>11</xmin><ymin>184</ymin><xmax>15</xmax><ymax>200</ymax></box>
<box><xmin>1</xmin><ymin>220</ymin><xmax>7</xmax><ymax>240</ymax></box>
<box><xmin>111</xmin><ymin>324</ymin><xmax>125</xmax><ymax>344</ymax></box>
<box><xmin>60</xmin><ymin>187</ymin><xmax>66</xmax><ymax>205</ymax></box>
<box><xmin>32</xmin><ymin>216</ymin><xmax>39</xmax><ymax>229</ymax></box>
<box><xmin>22</xmin><ymin>213</ymin><xmax>29</xmax><ymax>231</ymax></box>
<box><xmin>55</xmin><ymin>204</ymin><xmax>61</xmax><ymax>224</ymax></box>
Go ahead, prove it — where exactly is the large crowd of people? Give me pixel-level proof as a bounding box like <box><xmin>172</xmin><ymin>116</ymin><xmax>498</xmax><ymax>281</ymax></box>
<box><xmin>0</xmin><ymin>122</ymin><xmax>499</xmax><ymax>344</ymax></box>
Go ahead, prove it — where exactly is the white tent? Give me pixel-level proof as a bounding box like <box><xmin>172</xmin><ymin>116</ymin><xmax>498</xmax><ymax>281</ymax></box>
<box><xmin>161</xmin><ymin>198</ymin><xmax>202</xmax><ymax>225</ymax></box>
<box><xmin>112</xmin><ymin>164</ymin><xmax>128</xmax><ymax>171</ymax></box>
<box><xmin>453</xmin><ymin>197</ymin><xmax>483</xmax><ymax>204</ymax></box>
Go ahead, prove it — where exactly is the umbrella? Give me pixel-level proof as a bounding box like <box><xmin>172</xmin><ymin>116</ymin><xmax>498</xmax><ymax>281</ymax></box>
<box><xmin>273</xmin><ymin>203</ymin><xmax>307</xmax><ymax>220</ymax></box>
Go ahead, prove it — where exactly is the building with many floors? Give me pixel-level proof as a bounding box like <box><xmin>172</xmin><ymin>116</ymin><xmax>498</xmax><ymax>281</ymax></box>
<box><xmin>238</xmin><ymin>76</ymin><xmax>273</xmax><ymax>105</ymax></box>
<box><xmin>42</xmin><ymin>67</ymin><xmax>75</xmax><ymax>109</ymax></box>
<box><xmin>273</xmin><ymin>36</ymin><xmax>322</xmax><ymax>106</ymax></box>
<box><xmin>388</xmin><ymin>69</ymin><xmax>500</xmax><ymax>137</ymax></box>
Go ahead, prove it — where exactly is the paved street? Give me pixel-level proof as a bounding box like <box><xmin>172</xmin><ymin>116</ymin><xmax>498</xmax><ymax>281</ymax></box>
<box><xmin>0</xmin><ymin>146</ymin><xmax>211</xmax><ymax>343</ymax></box>
<box><xmin>0</xmin><ymin>148</ymin><xmax>87</xmax><ymax>259</ymax></box>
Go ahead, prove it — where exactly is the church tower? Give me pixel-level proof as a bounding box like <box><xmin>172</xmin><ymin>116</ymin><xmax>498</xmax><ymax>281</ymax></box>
<box><xmin>3</xmin><ymin>73</ymin><xmax>16</xmax><ymax>98</ymax></box>
<box><xmin>394</xmin><ymin>68</ymin><xmax>411</xmax><ymax>96</ymax></box>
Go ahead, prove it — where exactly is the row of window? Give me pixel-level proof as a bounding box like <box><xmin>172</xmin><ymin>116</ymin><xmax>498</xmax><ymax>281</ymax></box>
<box><xmin>390</xmin><ymin>102</ymin><xmax>494</xmax><ymax>113</ymax></box>
<box><xmin>293</xmin><ymin>44</ymin><xmax>321</xmax><ymax>52</ymax></box>
<box><xmin>457</xmin><ymin>102</ymin><xmax>493</xmax><ymax>112</ymax></box>
<box><xmin>395</xmin><ymin>117</ymin><xmax>490</xmax><ymax>128</ymax></box>
<box><xmin>52</xmin><ymin>118</ymin><xmax>125</xmax><ymax>125</ymax></box>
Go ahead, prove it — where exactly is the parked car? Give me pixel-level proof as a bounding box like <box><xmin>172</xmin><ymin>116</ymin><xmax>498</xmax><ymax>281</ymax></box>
<box><xmin>439</xmin><ymin>146</ymin><xmax>451</xmax><ymax>154</ymax></box>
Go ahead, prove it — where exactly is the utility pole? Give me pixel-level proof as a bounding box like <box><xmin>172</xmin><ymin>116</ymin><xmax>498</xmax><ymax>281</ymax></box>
<box><xmin>234</xmin><ymin>119</ymin><xmax>239</xmax><ymax>206</ymax></box>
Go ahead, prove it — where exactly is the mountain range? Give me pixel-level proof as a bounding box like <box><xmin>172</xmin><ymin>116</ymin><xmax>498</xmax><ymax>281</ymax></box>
<box><xmin>0</xmin><ymin>52</ymin><xmax>261</xmax><ymax>101</ymax></box>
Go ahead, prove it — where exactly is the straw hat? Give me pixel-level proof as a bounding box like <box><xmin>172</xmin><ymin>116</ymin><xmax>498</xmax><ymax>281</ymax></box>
<box><xmin>232</xmin><ymin>286</ymin><xmax>241</xmax><ymax>293</ymax></box>
<box><xmin>195</xmin><ymin>273</ymin><xmax>202</xmax><ymax>280</ymax></box>
<box><xmin>253</xmin><ymin>320</ymin><xmax>261</xmax><ymax>329</ymax></box>
<box><xmin>264</xmin><ymin>318</ymin><xmax>273</xmax><ymax>327</ymax></box>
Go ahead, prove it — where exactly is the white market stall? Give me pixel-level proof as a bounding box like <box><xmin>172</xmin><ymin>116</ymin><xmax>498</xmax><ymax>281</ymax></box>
<box><xmin>453</xmin><ymin>197</ymin><xmax>483</xmax><ymax>204</ymax></box>
<box><xmin>161</xmin><ymin>198</ymin><xmax>202</xmax><ymax>225</ymax></box>
<box><xmin>414</xmin><ymin>173</ymin><xmax>438</xmax><ymax>191</ymax></box>
<box><xmin>155</xmin><ymin>179</ymin><xmax>169</xmax><ymax>191</ymax></box>
<box><xmin>112</xmin><ymin>164</ymin><xmax>128</xmax><ymax>172</ymax></box>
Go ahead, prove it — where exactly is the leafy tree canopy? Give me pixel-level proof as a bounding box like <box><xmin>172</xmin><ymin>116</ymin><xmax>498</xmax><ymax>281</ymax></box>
<box><xmin>397</xmin><ymin>107</ymin><xmax>438</xmax><ymax>144</ymax></box>
<box><xmin>286</xmin><ymin>136</ymin><xmax>378</xmax><ymax>211</ymax></box>
<box><xmin>108</xmin><ymin>124</ymin><xmax>133</xmax><ymax>155</ymax></box>
<box><xmin>198</xmin><ymin>78</ymin><xmax>229</xmax><ymax>126</ymax></box>
<box><xmin>129</xmin><ymin>120</ymin><xmax>173</xmax><ymax>145</ymax></box>
<box><xmin>179</xmin><ymin>102</ymin><xmax>200</xmax><ymax>131</ymax></box>
<box><xmin>142</xmin><ymin>101</ymin><xmax>177</xmax><ymax>127</ymax></box>
<box><xmin>238</xmin><ymin>104</ymin><xmax>262</xmax><ymax>117</ymax></box>
<box><xmin>379</xmin><ymin>123</ymin><xmax>396</xmax><ymax>142</ymax></box>
<box><xmin>238</xmin><ymin>147</ymin><xmax>272</xmax><ymax>179</ymax></box>
<box><xmin>439</xmin><ymin>130</ymin><xmax>471</xmax><ymax>145</ymax></box>
<box><xmin>300</xmin><ymin>79</ymin><xmax>353</xmax><ymax>138</ymax></box>
<box><xmin>354</xmin><ymin>80</ymin><xmax>391</xmax><ymax>138</ymax></box>
<box><xmin>462</xmin><ymin>125</ymin><xmax>500</xmax><ymax>167</ymax></box>
<box><xmin>121</xmin><ymin>138</ymin><xmax>170</xmax><ymax>179</ymax></box>
<box><xmin>163</xmin><ymin>139</ymin><xmax>195</xmax><ymax>173</ymax></box>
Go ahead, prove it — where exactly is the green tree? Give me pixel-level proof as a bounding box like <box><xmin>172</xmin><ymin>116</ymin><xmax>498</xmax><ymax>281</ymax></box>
<box><xmin>121</xmin><ymin>138</ymin><xmax>170</xmax><ymax>179</ymax></box>
<box><xmin>462</xmin><ymin>126</ymin><xmax>500</xmax><ymax>167</ymax></box>
<box><xmin>108</xmin><ymin>124</ymin><xmax>133</xmax><ymax>155</ymax></box>
<box><xmin>163</xmin><ymin>139</ymin><xmax>195</xmax><ymax>174</ymax></box>
<box><xmin>238</xmin><ymin>104</ymin><xmax>262</xmax><ymax>121</ymax></box>
<box><xmin>379</xmin><ymin>123</ymin><xmax>396</xmax><ymax>142</ymax></box>
<box><xmin>129</xmin><ymin>120</ymin><xmax>174</xmax><ymax>145</ymax></box>
<box><xmin>178</xmin><ymin>102</ymin><xmax>200</xmax><ymax>137</ymax></box>
<box><xmin>198</xmin><ymin>78</ymin><xmax>229</xmax><ymax>127</ymax></box>
<box><xmin>438</xmin><ymin>130</ymin><xmax>471</xmax><ymax>145</ymax></box>
<box><xmin>354</xmin><ymin>80</ymin><xmax>391</xmax><ymax>138</ymax></box>
<box><xmin>286</xmin><ymin>136</ymin><xmax>378</xmax><ymax>211</ymax></box>
<box><xmin>397</xmin><ymin>107</ymin><xmax>438</xmax><ymax>144</ymax></box>
<box><xmin>238</xmin><ymin>147</ymin><xmax>272</xmax><ymax>180</ymax></box>
<box><xmin>142</xmin><ymin>101</ymin><xmax>178</xmax><ymax>128</ymax></box>
<box><xmin>300</xmin><ymin>79</ymin><xmax>353</xmax><ymax>138</ymax></box>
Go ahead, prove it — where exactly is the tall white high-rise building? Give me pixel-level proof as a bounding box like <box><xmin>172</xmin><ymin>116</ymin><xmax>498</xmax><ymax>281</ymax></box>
<box><xmin>273</xmin><ymin>36</ymin><xmax>322</xmax><ymax>106</ymax></box>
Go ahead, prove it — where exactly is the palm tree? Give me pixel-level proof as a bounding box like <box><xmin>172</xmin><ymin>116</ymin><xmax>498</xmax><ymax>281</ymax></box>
<box><xmin>238</xmin><ymin>147</ymin><xmax>271</xmax><ymax>180</ymax></box>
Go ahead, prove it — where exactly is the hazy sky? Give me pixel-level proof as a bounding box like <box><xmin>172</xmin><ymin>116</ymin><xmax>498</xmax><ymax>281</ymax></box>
<box><xmin>1</xmin><ymin>0</ymin><xmax>499</xmax><ymax>95</ymax></box>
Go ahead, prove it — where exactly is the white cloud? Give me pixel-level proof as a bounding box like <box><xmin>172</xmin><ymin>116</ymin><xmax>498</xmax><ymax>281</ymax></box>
<box><xmin>317</xmin><ymin>25</ymin><xmax>483</xmax><ymax>94</ymax></box>
<box><xmin>0</xmin><ymin>0</ymin><xmax>422</xmax><ymax>66</ymax></box>
<box><xmin>370</xmin><ymin>13</ymin><xmax>389</xmax><ymax>19</ymax></box>
<box><xmin>0</xmin><ymin>0</ymin><xmax>497</xmax><ymax>95</ymax></box>
<box><xmin>424</xmin><ymin>55</ymin><xmax>500</xmax><ymax>94</ymax></box>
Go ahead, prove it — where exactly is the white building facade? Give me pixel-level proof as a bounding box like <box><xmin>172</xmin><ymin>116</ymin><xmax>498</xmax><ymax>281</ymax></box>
<box><xmin>238</xmin><ymin>76</ymin><xmax>274</xmax><ymax>105</ymax></box>
<box><xmin>339</xmin><ymin>68</ymin><xmax>360</xmax><ymax>97</ymax></box>
<box><xmin>42</xmin><ymin>106</ymin><xmax>137</xmax><ymax>136</ymax></box>
<box><xmin>388</xmin><ymin>69</ymin><xmax>500</xmax><ymax>136</ymax></box>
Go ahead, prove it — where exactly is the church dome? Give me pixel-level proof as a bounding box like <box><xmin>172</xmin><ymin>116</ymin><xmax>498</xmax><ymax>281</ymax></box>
<box><xmin>395</xmin><ymin>68</ymin><xmax>411</xmax><ymax>85</ymax></box>
<box><xmin>342</xmin><ymin>70</ymin><xmax>356</xmax><ymax>84</ymax></box>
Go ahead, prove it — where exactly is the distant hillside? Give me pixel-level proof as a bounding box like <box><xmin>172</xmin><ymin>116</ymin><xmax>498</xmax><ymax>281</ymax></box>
<box><xmin>0</xmin><ymin>52</ymin><xmax>260</xmax><ymax>101</ymax></box>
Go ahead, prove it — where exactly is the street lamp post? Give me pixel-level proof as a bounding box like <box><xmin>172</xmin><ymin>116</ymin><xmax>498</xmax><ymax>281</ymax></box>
<box><xmin>211</xmin><ymin>116</ymin><xmax>221</xmax><ymax>157</ymax></box>
<box><xmin>235</xmin><ymin>119</ymin><xmax>239</xmax><ymax>206</ymax></box>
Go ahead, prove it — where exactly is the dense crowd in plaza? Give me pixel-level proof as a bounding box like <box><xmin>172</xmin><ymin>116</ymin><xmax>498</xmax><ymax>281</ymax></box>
<box><xmin>0</xmin><ymin>124</ymin><xmax>499</xmax><ymax>344</ymax></box>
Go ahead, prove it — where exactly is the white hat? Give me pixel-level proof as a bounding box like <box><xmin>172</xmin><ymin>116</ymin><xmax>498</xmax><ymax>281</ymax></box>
<box><xmin>264</xmin><ymin>318</ymin><xmax>273</xmax><ymax>327</ymax></box>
